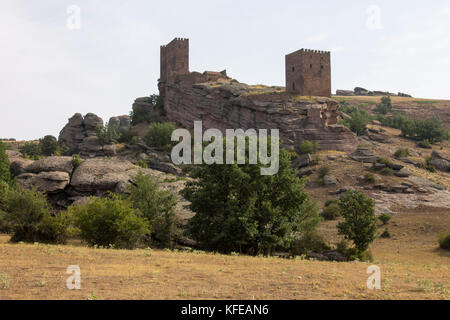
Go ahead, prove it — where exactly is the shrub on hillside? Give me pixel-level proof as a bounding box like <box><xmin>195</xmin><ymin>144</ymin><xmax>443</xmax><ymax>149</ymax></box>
<box><xmin>70</xmin><ymin>196</ymin><xmax>149</xmax><ymax>249</ymax></box>
<box><xmin>1</xmin><ymin>187</ymin><xmax>70</xmax><ymax>243</ymax></box>
<box><xmin>127</xmin><ymin>172</ymin><xmax>178</xmax><ymax>247</ymax></box>
<box><xmin>182</xmin><ymin>138</ymin><xmax>320</xmax><ymax>254</ymax></box>
<box><xmin>317</xmin><ymin>165</ymin><xmax>330</xmax><ymax>178</ymax></box>
<box><xmin>339</xmin><ymin>104</ymin><xmax>372</xmax><ymax>136</ymax></box>
<box><xmin>378</xmin><ymin>213</ymin><xmax>391</xmax><ymax>225</ymax></box>
<box><xmin>96</xmin><ymin>123</ymin><xmax>119</xmax><ymax>146</ymax></box>
<box><xmin>298</xmin><ymin>140</ymin><xmax>318</xmax><ymax>155</ymax></box>
<box><xmin>0</xmin><ymin>142</ymin><xmax>10</xmax><ymax>184</ymax></box>
<box><xmin>290</xmin><ymin>233</ymin><xmax>330</xmax><ymax>256</ymax></box>
<box><xmin>144</xmin><ymin>122</ymin><xmax>176</xmax><ymax>150</ymax></box>
<box><xmin>19</xmin><ymin>142</ymin><xmax>42</xmax><ymax>159</ymax></box>
<box><xmin>337</xmin><ymin>190</ymin><xmax>377</xmax><ymax>254</ymax></box>
<box><xmin>438</xmin><ymin>233</ymin><xmax>450</xmax><ymax>250</ymax></box>
<box><xmin>321</xmin><ymin>203</ymin><xmax>340</xmax><ymax>221</ymax></box>
<box><xmin>72</xmin><ymin>154</ymin><xmax>83</xmax><ymax>169</ymax></box>
<box><xmin>417</xmin><ymin>157</ymin><xmax>436</xmax><ymax>173</ymax></box>
<box><xmin>394</xmin><ymin>148</ymin><xmax>410</xmax><ymax>158</ymax></box>
<box><xmin>39</xmin><ymin>135</ymin><xmax>58</xmax><ymax>156</ymax></box>
<box><xmin>375</xmin><ymin>96</ymin><xmax>392</xmax><ymax>115</ymax></box>
<box><xmin>364</xmin><ymin>173</ymin><xmax>376</xmax><ymax>183</ymax></box>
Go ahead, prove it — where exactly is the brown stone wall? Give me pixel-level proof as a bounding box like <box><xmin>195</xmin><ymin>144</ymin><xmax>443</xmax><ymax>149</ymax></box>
<box><xmin>160</xmin><ymin>38</ymin><xmax>189</xmax><ymax>83</ymax></box>
<box><xmin>286</xmin><ymin>49</ymin><xmax>331</xmax><ymax>97</ymax></box>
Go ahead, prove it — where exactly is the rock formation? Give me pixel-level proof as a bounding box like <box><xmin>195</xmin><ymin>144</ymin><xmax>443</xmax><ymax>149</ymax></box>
<box><xmin>162</xmin><ymin>80</ymin><xmax>358</xmax><ymax>152</ymax></box>
<box><xmin>58</xmin><ymin>113</ymin><xmax>116</xmax><ymax>157</ymax></box>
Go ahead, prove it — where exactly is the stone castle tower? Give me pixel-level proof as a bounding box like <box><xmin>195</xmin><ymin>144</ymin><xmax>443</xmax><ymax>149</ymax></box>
<box><xmin>285</xmin><ymin>49</ymin><xmax>331</xmax><ymax>97</ymax></box>
<box><xmin>160</xmin><ymin>38</ymin><xmax>189</xmax><ymax>83</ymax></box>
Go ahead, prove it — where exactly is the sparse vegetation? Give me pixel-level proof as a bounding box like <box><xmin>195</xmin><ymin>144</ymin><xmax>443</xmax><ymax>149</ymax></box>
<box><xmin>339</xmin><ymin>102</ymin><xmax>372</xmax><ymax>136</ymax></box>
<box><xmin>337</xmin><ymin>190</ymin><xmax>377</xmax><ymax>256</ymax></box>
<box><xmin>378</xmin><ymin>214</ymin><xmax>392</xmax><ymax>225</ymax></box>
<box><xmin>417</xmin><ymin>157</ymin><xmax>436</xmax><ymax>173</ymax></box>
<box><xmin>0</xmin><ymin>142</ymin><xmax>10</xmax><ymax>184</ymax></box>
<box><xmin>72</xmin><ymin>154</ymin><xmax>83</xmax><ymax>169</ymax></box>
<box><xmin>321</xmin><ymin>202</ymin><xmax>340</xmax><ymax>221</ymax></box>
<box><xmin>133</xmin><ymin>159</ymin><xmax>148</xmax><ymax>169</ymax></box>
<box><xmin>375</xmin><ymin>96</ymin><xmax>392</xmax><ymax>115</ymax></box>
<box><xmin>19</xmin><ymin>142</ymin><xmax>42</xmax><ymax>159</ymax></box>
<box><xmin>380</xmin><ymin>229</ymin><xmax>391</xmax><ymax>238</ymax></box>
<box><xmin>438</xmin><ymin>233</ymin><xmax>450</xmax><ymax>250</ymax></box>
<box><xmin>364</xmin><ymin>173</ymin><xmax>376</xmax><ymax>183</ymax></box>
<box><xmin>298</xmin><ymin>140</ymin><xmax>318</xmax><ymax>155</ymax></box>
<box><xmin>144</xmin><ymin>122</ymin><xmax>176</xmax><ymax>150</ymax></box>
<box><xmin>70</xmin><ymin>195</ymin><xmax>150</xmax><ymax>249</ymax></box>
<box><xmin>317</xmin><ymin>165</ymin><xmax>330</xmax><ymax>178</ymax></box>
<box><xmin>394</xmin><ymin>148</ymin><xmax>410</xmax><ymax>158</ymax></box>
<box><xmin>130</xmin><ymin>94</ymin><xmax>163</xmax><ymax>125</ymax></box>
<box><xmin>96</xmin><ymin>123</ymin><xmax>119</xmax><ymax>146</ymax></box>
<box><xmin>380</xmin><ymin>167</ymin><xmax>393</xmax><ymax>176</ymax></box>
<box><xmin>182</xmin><ymin>140</ymin><xmax>320</xmax><ymax>255</ymax></box>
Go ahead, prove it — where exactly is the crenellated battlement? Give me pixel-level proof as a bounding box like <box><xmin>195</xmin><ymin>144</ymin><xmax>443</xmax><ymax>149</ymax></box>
<box><xmin>285</xmin><ymin>48</ymin><xmax>331</xmax><ymax>97</ymax></box>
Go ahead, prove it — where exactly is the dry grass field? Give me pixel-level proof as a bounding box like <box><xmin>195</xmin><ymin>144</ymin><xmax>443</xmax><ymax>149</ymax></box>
<box><xmin>0</xmin><ymin>206</ymin><xmax>448</xmax><ymax>300</ymax></box>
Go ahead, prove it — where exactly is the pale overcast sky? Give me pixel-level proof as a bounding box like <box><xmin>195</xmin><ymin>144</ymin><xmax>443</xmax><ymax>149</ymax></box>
<box><xmin>1</xmin><ymin>0</ymin><xmax>450</xmax><ymax>140</ymax></box>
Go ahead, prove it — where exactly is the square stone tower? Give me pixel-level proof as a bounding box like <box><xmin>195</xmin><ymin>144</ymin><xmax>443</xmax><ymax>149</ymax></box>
<box><xmin>285</xmin><ymin>49</ymin><xmax>331</xmax><ymax>97</ymax></box>
<box><xmin>160</xmin><ymin>38</ymin><xmax>189</xmax><ymax>83</ymax></box>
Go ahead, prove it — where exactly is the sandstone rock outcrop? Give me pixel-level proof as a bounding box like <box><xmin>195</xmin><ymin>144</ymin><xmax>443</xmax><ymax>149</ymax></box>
<box><xmin>350</xmin><ymin>147</ymin><xmax>380</xmax><ymax>163</ymax></box>
<box><xmin>26</xmin><ymin>156</ymin><xmax>74</xmax><ymax>174</ymax></box>
<box><xmin>430</xmin><ymin>150</ymin><xmax>449</xmax><ymax>172</ymax></box>
<box><xmin>162</xmin><ymin>81</ymin><xmax>358</xmax><ymax>152</ymax></box>
<box><xmin>58</xmin><ymin>113</ymin><xmax>115</xmax><ymax>157</ymax></box>
<box><xmin>17</xmin><ymin>171</ymin><xmax>70</xmax><ymax>193</ymax></box>
<box><xmin>108</xmin><ymin>115</ymin><xmax>131</xmax><ymax>132</ymax></box>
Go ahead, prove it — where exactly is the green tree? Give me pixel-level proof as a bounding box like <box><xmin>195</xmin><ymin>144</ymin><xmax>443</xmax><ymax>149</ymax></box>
<box><xmin>182</xmin><ymin>138</ymin><xmax>320</xmax><ymax>255</ymax></box>
<box><xmin>144</xmin><ymin>122</ymin><xmax>176</xmax><ymax>149</ymax></box>
<box><xmin>39</xmin><ymin>135</ymin><xmax>58</xmax><ymax>156</ymax></box>
<box><xmin>0</xmin><ymin>142</ymin><xmax>10</xmax><ymax>184</ymax></box>
<box><xmin>70</xmin><ymin>196</ymin><xmax>149</xmax><ymax>249</ymax></box>
<box><xmin>375</xmin><ymin>96</ymin><xmax>392</xmax><ymax>115</ymax></box>
<box><xmin>96</xmin><ymin>123</ymin><xmax>119</xmax><ymax>146</ymax></box>
<box><xmin>340</xmin><ymin>105</ymin><xmax>371</xmax><ymax>136</ymax></box>
<box><xmin>337</xmin><ymin>190</ymin><xmax>377</xmax><ymax>253</ymax></box>
<box><xmin>19</xmin><ymin>142</ymin><xmax>42</xmax><ymax>159</ymax></box>
<box><xmin>127</xmin><ymin>172</ymin><xmax>178</xmax><ymax>247</ymax></box>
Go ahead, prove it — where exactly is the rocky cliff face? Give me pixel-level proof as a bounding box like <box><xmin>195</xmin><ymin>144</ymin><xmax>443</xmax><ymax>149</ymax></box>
<box><xmin>161</xmin><ymin>80</ymin><xmax>358</xmax><ymax>152</ymax></box>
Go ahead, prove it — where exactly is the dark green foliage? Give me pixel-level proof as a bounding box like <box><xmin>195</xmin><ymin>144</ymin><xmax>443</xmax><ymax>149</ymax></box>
<box><xmin>290</xmin><ymin>233</ymin><xmax>330</xmax><ymax>255</ymax></box>
<box><xmin>378</xmin><ymin>213</ymin><xmax>391</xmax><ymax>225</ymax></box>
<box><xmin>19</xmin><ymin>142</ymin><xmax>42</xmax><ymax>159</ymax></box>
<box><xmin>380</xmin><ymin>229</ymin><xmax>391</xmax><ymax>238</ymax></box>
<box><xmin>144</xmin><ymin>122</ymin><xmax>176</xmax><ymax>150</ymax></box>
<box><xmin>375</xmin><ymin>96</ymin><xmax>392</xmax><ymax>115</ymax></box>
<box><xmin>39</xmin><ymin>135</ymin><xmax>58</xmax><ymax>156</ymax></box>
<box><xmin>1</xmin><ymin>187</ymin><xmax>70</xmax><ymax>244</ymax></box>
<box><xmin>337</xmin><ymin>190</ymin><xmax>377</xmax><ymax>253</ymax></box>
<box><xmin>182</xmin><ymin>139</ymin><xmax>320</xmax><ymax>254</ymax></box>
<box><xmin>70</xmin><ymin>196</ymin><xmax>150</xmax><ymax>249</ymax></box>
<box><xmin>364</xmin><ymin>173</ymin><xmax>376</xmax><ymax>183</ymax></box>
<box><xmin>96</xmin><ymin>123</ymin><xmax>119</xmax><ymax>146</ymax></box>
<box><xmin>321</xmin><ymin>203</ymin><xmax>340</xmax><ymax>221</ymax></box>
<box><xmin>317</xmin><ymin>165</ymin><xmax>330</xmax><ymax>178</ymax></box>
<box><xmin>72</xmin><ymin>154</ymin><xmax>83</xmax><ymax>169</ymax></box>
<box><xmin>339</xmin><ymin>103</ymin><xmax>372</xmax><ymax>136</ymax></box>
<box><xmin>439</xmin><ymin>233</ymin><xmax>450</xmax><ymax>250</ymax></box>
<box><xmin>127</xmin><ymin>172</ymin><xmax>178</xmax><ymax>247</ymax></box>
<box><xmin>130</xmin><ymin>95</ymin><xmax>163</xmax><ymax>125</ymax></box>
<box><xmin>297</xmin><ymin>140</ymin><xmax>318</xmax><ymax>155</ymax></box>
<box><xmin>336</xmin><ymin>239</ymin><xmax>373</xmax><ymax>261</ymax></box>
<box><xmin>0</xmin><ymin>142</ymin><xmax>10</xmax><ymax>184</ymax></box>
<box><xmin>394</xmin><ymin>148</ymin><xmax>410</xmax><ymax>158</ymax></box>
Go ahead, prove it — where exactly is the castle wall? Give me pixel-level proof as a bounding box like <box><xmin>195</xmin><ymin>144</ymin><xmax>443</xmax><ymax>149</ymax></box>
<box><xmin>286</xmin><ymin>49</ymin><xmax>331</xmax><ymax>97</ymax></box>
<box><xmin>160</xmin><ymin>38</ymin><xmax>189</xmax><ymax>83</ymax></box>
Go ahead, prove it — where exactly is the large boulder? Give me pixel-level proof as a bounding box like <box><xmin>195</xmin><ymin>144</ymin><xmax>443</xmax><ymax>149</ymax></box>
<box><xmin>26</xmin><ymin>156</ymin><xmax>74</xmax><ymax>174</ymax></box>
<box><xmin>108</xmin><ymin>115</ymin><xmax>131</xmax><ymax>132</ymax></box>
<box><xmin>336</xmin><ymin>90</ymin><xmax>355</xmax><ymax>96</ymax></box>
<box><xmin>430</xmin><ymin>150</ymin><xmax>449</xmax><ymax>171</ymax></box>
<box><xmin>70</xmin><ymin>158</ymin><xmax>164</xmax><ymax>194</ymax></box>
<box><xmin>17</xmin><ymin>171</ymin><xmax>70</xmax><ymax>193</ymax></box>
<box><xmin>350</xmin><ymin>147</ymin><xmax>379</xmax><ymax>163</ymax></box>
<box><xmin>292</xmin><ymin>154</ymin><xmax>313</xmax><ymax>169</ymax></box>
<box><xmin>58</xmin><ymin>113</ymin><xmax>115</xmax><ymax>157</ymax></box>
<box><xmin>6</xmin><ymin>150</ymin><xmax>34</xmax><ymax>176</ymax></box>
<box><xmin>354</xmin><ymin>87</ymin><xmax>369</xmax><ymax>96</ymax></box>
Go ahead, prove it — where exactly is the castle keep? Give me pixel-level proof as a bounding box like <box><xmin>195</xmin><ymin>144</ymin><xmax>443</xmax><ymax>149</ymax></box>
<box><xmin>157</xmin><ymin>38</ymin><xmax>357</xmax><ymax>152</ymax></box>
<box><xmin>285</xmin><ymin>49</ymin><xmax>331</xmax><ymax>97</ymax></box>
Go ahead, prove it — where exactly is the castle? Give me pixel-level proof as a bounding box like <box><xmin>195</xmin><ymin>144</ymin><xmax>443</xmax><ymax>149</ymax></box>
<box><xmin>159</xmin><ymin>38</ymin><xmax>331</xmax><ymax>97</ymax></box>
<box><xmin>157</xmin><ymin>38</ymin><xmax>357</xmax><ymax>152</ymax></box>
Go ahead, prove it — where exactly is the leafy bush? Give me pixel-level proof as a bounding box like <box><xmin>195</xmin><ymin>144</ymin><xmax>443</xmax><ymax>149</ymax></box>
<box><xmin>364</xmin><ymin>173</ymin><xmax>376</xmax><ymax>183</ymax></box>
<box><xmin>417</xmin><ymin>139</ymin><xmax>432</xmax><ymax>149</ymax></box>
<box><xmin>290</xmin><ymin>233</ymin><xmax>330</xmax><ymax>255</ymax></box>
<box><xmin>377</xmin><ymin>157</ymin><xmax>393</xmax><ymax>167</ymax></box>
<box><xmin>133</xmin><ymin>160</ymin><xmax>148</xmax><ymax>169</ymax></box>
<box><xmin>336</xmin><ymin>239</ymin><xmax>372</xmax><ymax>261</ymax></box>
<box><xmin>380</xmin><ymin>167</ymin><xmax>393</xmax><ymax>176</ymax></box>
<box><xmin>394</xmin><ymin>148</ymin><xmax>410</xmax><ymax>158</ymax></box>
<box><xmin>339</xmin><ymin>103</ymin><xmax>372</xmax><ymax>136</ymax></box>
<box><xmin>1</xmin><ymin>187</ymin><xmax>70</xmax><ymax>243</ymax></box>
<box><xmin>118</xmin><ymin>128</ymin><xmax>137</xmax><ymax>144</ymax></box>
<box><xmin>182</xmin><ymin>139</ymin><xmax>320</xmax><ymax>254</ymax></box>
<box><xmin>70</xmin><ymin>196</ymin><xmax>149</xmax><ymax>249</ymax></box>
<box><xmin>127</xmin><ymin>172</ymin><xmax>178</xmax><ymax>247</ymax></box>
<box><xmin>317</xmin><ymin>165</ymin><xmax>330</xmax><ymax>178</ymax></box>
<box><xmin>337</xmin><ymin>190</ymin><xmax>377</xmax><ymax>253</ymax></box>
<box><xmin>380</xmin><ymin>229</ymin><xmax>391</xmax><ymax>238</ymax></box>
<box><xmin>0</xmin><ymin>142</ymin><xmax>10</xmax><ymax>184</ymax></box>
<box><xmin>417</xmin><ymin>157</ymin><xmax>436</xmax><ymax>173</ymax></box>
<box><xmin>298</xmin><ymin>140</ymin><xmax>318</xmax><ymax>155</ymax></box>
<box><xmin>321</xmin><ymin>203</ymin><xmax>340</xmax><ymax>221</ymax></box>
<box><xmin>39</xmin><ymin>135</ymin><xmax>58</xmax><ymax>156</ymax></box>
<box><xmin>96</xmin><ymin>123</ymin><xmax>119</xmax><ymax>146</ymax></box>
<box><xmin>438</xmin><ymin>233</ymin><xmax>450</xmax><ymax>250</ymax></box>
<box><xmin>375</xmin><ymin>96</ymin><xmax>392</xmax><ymax>115</ymax></box>
<box><xmin>144</xmin><ymin>122</ymin><xmax>176</xmax><ymax>149</ymax></box>
<box><xmin>19</xmin><ymin>142</ymin><xmax>42</xmax><ymax>159</ymax></box>
<box><xmin>324</xmin><ymin>199</ymin><xmax>338</xmax><ymax>207</ymax></box>
<box><xmin>72</xmin><ymin>154</ymin><xmax>83</xmax><ymax>169</ymax></box>
<box><xmin>378</xmin><ymin>213</ymin><xmax>391</xmax><ymax>225</ymax></box>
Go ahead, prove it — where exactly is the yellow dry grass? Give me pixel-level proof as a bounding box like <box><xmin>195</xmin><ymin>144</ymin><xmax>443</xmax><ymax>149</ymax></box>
<box><xmin>0</xmin><ymin>206</ymin><xmax>448</xmax><ymax>300</ymax></box>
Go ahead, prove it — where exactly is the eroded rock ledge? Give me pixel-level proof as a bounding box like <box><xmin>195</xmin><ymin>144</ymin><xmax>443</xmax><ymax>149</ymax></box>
<box><xmin>162</xmin><ymin>80</ymin><xmax>358</xmax><ymax>152</ymax></box>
